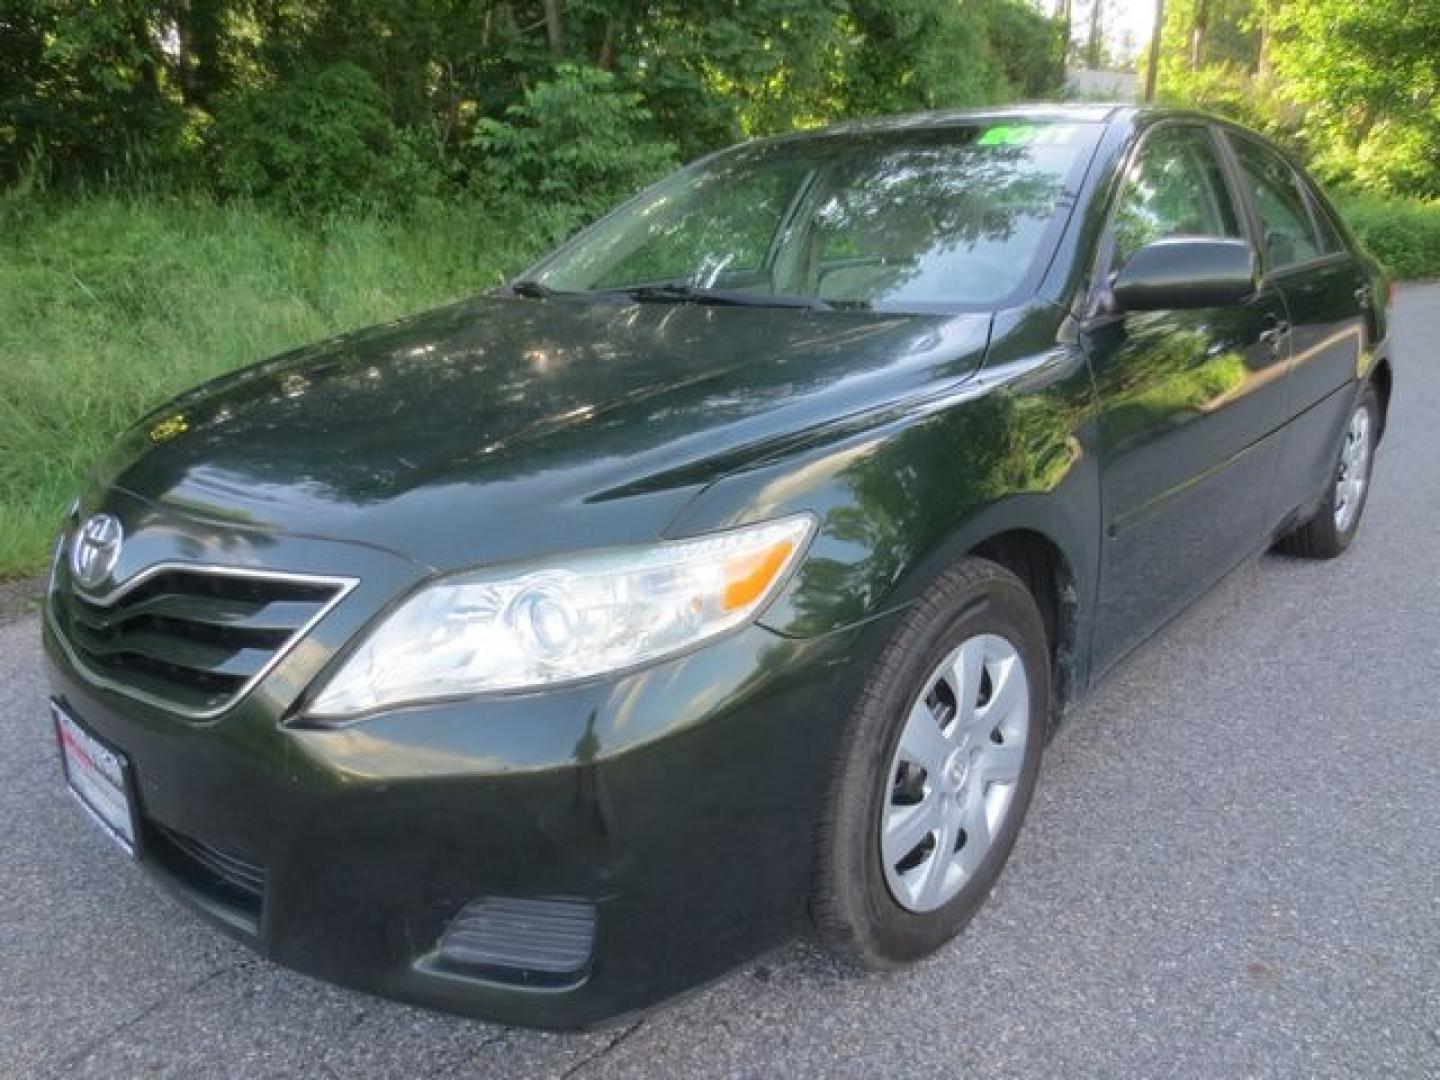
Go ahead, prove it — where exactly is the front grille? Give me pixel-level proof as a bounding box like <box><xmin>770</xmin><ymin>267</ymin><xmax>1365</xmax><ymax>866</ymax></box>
<box><xmin>51</xmin><ymin>565</ymin><xmax>351</xmax><ymax>717</ymax></box>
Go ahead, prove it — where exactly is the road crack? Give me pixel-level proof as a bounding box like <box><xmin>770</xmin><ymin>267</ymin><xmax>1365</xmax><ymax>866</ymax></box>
<box><xmin>559</xmin><ymin>1019</ymin><xmax>644</xmax><ymax>1079</ymax></box>
<box><xmin>46</xmin><ymin>962</ymin><xmax>240</xmax><ymax>1077</ymax></box>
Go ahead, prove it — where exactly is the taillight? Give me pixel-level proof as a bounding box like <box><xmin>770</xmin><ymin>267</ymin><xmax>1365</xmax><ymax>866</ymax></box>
<box><xmin>1387</xmin><ymin>279</ymin><xmax>1397</xmax><ymax>308</ymax></box>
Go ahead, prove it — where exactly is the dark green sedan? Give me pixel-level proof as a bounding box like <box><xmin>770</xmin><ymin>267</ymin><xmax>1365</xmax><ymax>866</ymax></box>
<box><xmin>44</xmin><ymin>104</ymin><xmax>1392</xmax><ymax>1028</ymax></box>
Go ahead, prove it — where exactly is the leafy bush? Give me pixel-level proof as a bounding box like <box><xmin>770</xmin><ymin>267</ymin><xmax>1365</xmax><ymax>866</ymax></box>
<box><xmin>980</xmin><ymin>0</ymin><xmax>1066</xmax><ymax>99</ymax></box>
<box><xmin>1269</xmin><ymin>0</ymin><xmax>1440</xmax><ymax>201</ymax></box>
<box><xmin>0</xmin><ymin>0</ymin><xmax>197</xmax><ymax>188</ymax></box>
<box><xmin>841</xmin><ymin>0</ymin><xmax>1005</xmax><ymax>116</ymax></box>
<box><xmin>1339</xmin><ymin>197</ymin><xmax>1440</xmax><ymax>281</ymax></box>
<box><xmin>1157</xmin><ymin>66</ymin><xmax>1304</xmax><ymax>155</ymax></box>
<box><xmin>467</xmin><ymin>65</ymin><xmax>676</xmax><ymax>221</ymax></box>
<box><xmin>212</xmin><ymin>65</ymin><xmax>422</xmax><ymax>215</ymax></box>
<box><xmin>1310</xmin><ymin>121</ymin><xmax>1440</xmax><ymax>203</ymax></box>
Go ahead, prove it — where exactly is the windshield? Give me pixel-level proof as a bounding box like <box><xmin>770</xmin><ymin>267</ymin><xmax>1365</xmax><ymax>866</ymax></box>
<box><xmin>527</xmin><ymin>121</ymin><xmax>1102</xmax><ymax>310</ymax></box>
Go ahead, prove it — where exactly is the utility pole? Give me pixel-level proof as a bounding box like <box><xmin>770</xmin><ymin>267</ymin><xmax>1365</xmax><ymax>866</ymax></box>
<box><xmin>1057</xmin><ymin>0</ymin><xmax>1073</xmax><ymax>69</ymax></box>
<box><xmin>1085</xmin><ymin>0</ymin><xmax>1104</xmax><ymax>69</ymax></box>
<box><xmin>1144</xmin><ymin>0</ymin><xmax>1166</xmax><ymax>102</ymax></box>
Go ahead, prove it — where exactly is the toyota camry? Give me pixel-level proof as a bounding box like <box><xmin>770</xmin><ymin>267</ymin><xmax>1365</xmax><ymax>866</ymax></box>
<box><xmin>44</xmin><ymin>104</ymin><xmax>1392</xmax><ymax>1028</ymax></box>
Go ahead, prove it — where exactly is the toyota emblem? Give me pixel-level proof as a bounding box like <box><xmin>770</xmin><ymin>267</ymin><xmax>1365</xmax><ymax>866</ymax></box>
<box><xmin>70</xmin><ymin>514</ymin><xmax>125</xmax><ymax>591</ymax></box>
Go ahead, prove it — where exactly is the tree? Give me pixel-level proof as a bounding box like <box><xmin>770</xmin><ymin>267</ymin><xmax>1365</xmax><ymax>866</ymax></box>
<box><xmin>0</xmin><ymin>0</ymin><xmax>191</xmax><ymax>183</ymax></box>
<box><xmin>1144</xmin><ymin>0</ymin><xmax>1164</xmax><ymax>101</ymax></box>
<box><xmin>1269</xmin><ymin>0</ymin><xmax>1440</xmax><ymax>195</ymax></box>
<box><xmin>0</xmin><ymin>0</ymin><xmax>1077</xmax><ymax>206</ymax></box>
<box><xmin>1084</xmin><ymin>0</ymin><xmax>1105</xmax><ymax>69</ymax></box>
<box><xmin>1152</xmin><ymin>0</ymin><xmax>1440</xmax><ymax>197</ymax></box>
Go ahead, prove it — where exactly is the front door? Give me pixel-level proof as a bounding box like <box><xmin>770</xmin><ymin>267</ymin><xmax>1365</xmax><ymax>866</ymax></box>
<box><xmin>1083</xmin><ymin>122</ymin><xmax>1292</xmax><ymax>676</ymax></box>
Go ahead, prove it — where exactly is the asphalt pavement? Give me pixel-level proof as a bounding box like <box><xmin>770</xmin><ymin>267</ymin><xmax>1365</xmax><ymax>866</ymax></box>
<box><xmin>3</xmin><ymin>286</ymin><xmax>1438</xmax><ymax>1079</ymax></box>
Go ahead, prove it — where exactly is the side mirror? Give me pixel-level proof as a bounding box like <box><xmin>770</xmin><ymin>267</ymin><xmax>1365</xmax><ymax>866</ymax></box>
<box><xmin>1111</xmin><ymin>237</ymin><xmax>1256</xmax><ymax>312</ymax></box>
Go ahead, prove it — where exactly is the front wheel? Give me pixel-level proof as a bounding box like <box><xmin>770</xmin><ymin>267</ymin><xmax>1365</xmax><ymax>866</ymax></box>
<box><xmin>810</xmin><ymin>558</ymin><xmax>1048</xmax><ymax>968</ymax></box>
<box><xmin>1276</xmin><ymin>384</ymin><xmax>1380</xmax><ymax>559</ymax></box>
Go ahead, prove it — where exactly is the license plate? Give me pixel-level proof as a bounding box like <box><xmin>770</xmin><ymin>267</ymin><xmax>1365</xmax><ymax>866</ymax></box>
<box><xmin>53</xmin><ymin>701</ymin><xmax>139</xmax><ymax>857</ymax></box>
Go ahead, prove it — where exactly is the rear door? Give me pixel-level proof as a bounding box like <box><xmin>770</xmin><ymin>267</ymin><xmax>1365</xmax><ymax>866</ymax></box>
<box><xmin>1083</xmin><ymin>122</ymin><xmax>1293</xmax><ymax>675</ymax></box>
<box><xmin>1220</xmin><ymin>131</ymin><xmax>1370</xmax><ymax>527</ymax></box>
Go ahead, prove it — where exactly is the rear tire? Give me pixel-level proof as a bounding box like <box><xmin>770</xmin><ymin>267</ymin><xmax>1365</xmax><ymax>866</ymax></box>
<box><xmin>1276</xmin><ymin>384</ymin><xmax>1379</xmax><ymax>559</ymax></box>
<box><xmin>810</xmin><ymin>557</ymin><xmax>1048</xmax><ymax>969</ymax></box>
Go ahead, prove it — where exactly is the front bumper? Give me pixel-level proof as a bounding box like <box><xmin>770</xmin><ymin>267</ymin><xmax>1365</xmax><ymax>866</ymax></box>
<box><xmin>44</xmin><ymin>595</ymin><xmax>885</xmax><ymax>1028</ymax></box>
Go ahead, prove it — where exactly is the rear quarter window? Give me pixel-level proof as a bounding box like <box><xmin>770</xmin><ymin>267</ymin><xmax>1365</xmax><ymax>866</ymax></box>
<box><xmin>1301</xmin><ymin>180</ymin><xmax>1350</xmax><ymax>255</ymax></box>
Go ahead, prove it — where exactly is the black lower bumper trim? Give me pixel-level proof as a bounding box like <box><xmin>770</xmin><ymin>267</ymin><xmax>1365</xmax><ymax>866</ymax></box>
<box><xmin>436</xmin><ymin>896</ymin><xmax>597</xmax><ymax>987</ymax></box>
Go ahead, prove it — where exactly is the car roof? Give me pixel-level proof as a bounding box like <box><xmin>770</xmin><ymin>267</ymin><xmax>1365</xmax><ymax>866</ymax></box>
<box><xmin>761</xmin><ymin>102</ymin><xmax>1274</xmax><ymax>144</ymax></box>
<box><xmin>792</xmin><ymin>102</ymin><xmax>1130</xmax><ymax>139</ymax></box>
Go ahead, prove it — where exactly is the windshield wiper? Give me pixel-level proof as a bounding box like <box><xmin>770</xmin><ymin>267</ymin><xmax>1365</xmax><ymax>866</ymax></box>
<box><xmin>616</xmin><ymin>283</ymin><xmax>838</xmax><ymax>310</ymax></box>
<box><xmin>507</xmin><ymin>279</ymin><xmax>560</xmax><ymax>299</ymax></box>
<box><xmin>509</xmin><ymin>279</ymin><xmax>864</xmax><ymax>311</ymax></box>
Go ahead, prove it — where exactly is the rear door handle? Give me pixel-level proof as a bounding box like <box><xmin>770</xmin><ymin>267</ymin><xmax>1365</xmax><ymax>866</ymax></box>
<box><xmin>1355</xmin><ymin>284</ymin><xmax>1373</xmax><ymax>309</ymax></box>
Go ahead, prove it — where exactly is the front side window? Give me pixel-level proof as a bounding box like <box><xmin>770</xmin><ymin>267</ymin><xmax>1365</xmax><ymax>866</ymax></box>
<box><xmin>531</xmin><ymin>121</ymin><xmax>1103</xmax><ymax>309</ymax></box>
<box><xmin>1111</xmin><ymin>124</ymin><xmax>1242</xmax><ymax>269</ymax></box>
<box><xmin>1228</xmin><ymin>136</ymin><xmax>1323</xmax><ymax>269</ymax></box>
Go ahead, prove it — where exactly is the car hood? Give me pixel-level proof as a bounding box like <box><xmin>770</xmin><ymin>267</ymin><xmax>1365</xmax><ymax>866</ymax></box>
<box><xmin>95</xmin><ymin>296</ymin><xmax>991</xmax><ymax>570</ymax></box>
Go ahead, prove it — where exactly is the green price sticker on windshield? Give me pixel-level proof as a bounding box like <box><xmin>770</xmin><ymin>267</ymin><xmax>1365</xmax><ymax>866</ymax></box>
<box><xmin>978</xmin><ymin>123</ymin><xmax>1083</xmax><ymax>147</ymax></box>
<box><xmin>978</xmin><ymin>124</ymin><xmax>1038</xmax><ymax>147</ymax></box>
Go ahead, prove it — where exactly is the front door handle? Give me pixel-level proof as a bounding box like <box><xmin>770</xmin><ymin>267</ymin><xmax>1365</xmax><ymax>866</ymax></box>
<box><xmin>1258</xmin><ymin>318</ymin><xmax>1290</xmax><ymax>357</ymax></box>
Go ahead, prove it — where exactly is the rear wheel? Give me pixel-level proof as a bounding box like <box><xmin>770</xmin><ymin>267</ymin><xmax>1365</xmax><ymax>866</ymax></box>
<box><xmin>810</xmin><ymin>558</ymin><xmax>1048</xmax><ymax>968</ymax></box>
<box><xmin>1276</xmin><ymin>384</ymin><xmax>1379</xmax><ymax>559</ymax></box>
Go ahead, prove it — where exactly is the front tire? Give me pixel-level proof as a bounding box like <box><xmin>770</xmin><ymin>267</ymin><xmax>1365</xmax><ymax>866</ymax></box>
<box><xmin>1276</xmin><ymin>384</ymin><xmax>1380</xmax><ymax>559</ymax></box>
<box><xmin>810</xmin><ymin>558</ymin><xmax>1048</xmax><ymax>969</ymax></box>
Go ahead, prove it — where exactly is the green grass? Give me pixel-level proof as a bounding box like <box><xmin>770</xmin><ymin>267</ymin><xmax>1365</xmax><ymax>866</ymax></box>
<box><xmin>0</xmin><ymin>194</ymin><xmax>557</xmax><ymax>577</ymax></box>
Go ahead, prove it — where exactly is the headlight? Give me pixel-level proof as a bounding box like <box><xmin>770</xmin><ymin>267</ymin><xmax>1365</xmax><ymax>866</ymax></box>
<box><xmin>47</xmin><ymin>499</ymin><xmax>80</xmax><ymax>594</ymax></box>
<box><xmin>308</xmin><ymin>514</ymin><xmax>814</xmax><ymax>718</ymax></box>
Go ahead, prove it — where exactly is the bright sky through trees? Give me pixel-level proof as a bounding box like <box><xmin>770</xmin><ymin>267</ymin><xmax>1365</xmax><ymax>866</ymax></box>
<box><xmin>1069</xmin><ymin>0</ymin><xmax>1160</xmax><ymax>63</ymax></box>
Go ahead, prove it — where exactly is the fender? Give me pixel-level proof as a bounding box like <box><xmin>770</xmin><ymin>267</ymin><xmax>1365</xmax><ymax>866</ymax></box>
<box><xmin>667</xmin><ymin>302</ymin><xmax>1102</xmax><ymax>702</ymax></box>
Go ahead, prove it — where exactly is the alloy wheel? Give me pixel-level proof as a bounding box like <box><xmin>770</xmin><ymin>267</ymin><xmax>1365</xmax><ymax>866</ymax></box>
<box><xmin>1334</xmin><ymin>403</ymin><xmax>1373</xmax><ymax>533</ymax></box>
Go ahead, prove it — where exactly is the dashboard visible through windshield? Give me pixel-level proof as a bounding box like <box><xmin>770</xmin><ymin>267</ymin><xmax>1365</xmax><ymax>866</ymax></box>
<box><xmin>528</xmin><ymin>120</ymin><xmax>1103</xmax><ymax>311</ymax></box>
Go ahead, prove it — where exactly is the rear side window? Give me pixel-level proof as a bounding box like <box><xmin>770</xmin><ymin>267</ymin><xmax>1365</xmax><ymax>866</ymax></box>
<box><xmin>1111</xmin><ymin>125</ymin><xmax>1243</xmax><ymax>270</ymax></box>
<box><xmin>1228</xmin><ymin>136</ymin><xmax>1323</xmax><ymax>269</ymax></box>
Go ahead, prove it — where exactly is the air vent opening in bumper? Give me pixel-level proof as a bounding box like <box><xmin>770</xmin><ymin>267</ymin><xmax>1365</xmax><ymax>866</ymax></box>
<box><xmin>146</xmin><ymin>822</ymin><xmax>267</xmax><ymax>934</ymax></box>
